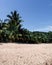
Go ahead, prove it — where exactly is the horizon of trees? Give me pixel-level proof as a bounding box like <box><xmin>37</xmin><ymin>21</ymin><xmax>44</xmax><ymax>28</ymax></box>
<box><xmin>0</xmin><ymin>10</ymin><xmax>52</xmax><ymax>43</ymax></box>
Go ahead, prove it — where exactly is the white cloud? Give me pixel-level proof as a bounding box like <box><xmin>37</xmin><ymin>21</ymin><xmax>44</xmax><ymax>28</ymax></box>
<box><xmin>34</xmin><ymin>26</ymin><xmax>52</xmax><ymax>32</ymax></box>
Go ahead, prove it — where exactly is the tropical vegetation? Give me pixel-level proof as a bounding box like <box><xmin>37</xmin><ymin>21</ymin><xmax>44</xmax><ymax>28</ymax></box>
<box><xmin>0</xmin><ymin>10</ymin><xmax>52</xmax><ymax>43</ymax></box>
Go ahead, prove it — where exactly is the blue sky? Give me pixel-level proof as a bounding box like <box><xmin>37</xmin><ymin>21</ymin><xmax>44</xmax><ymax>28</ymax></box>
<box><xmin>0</xmin><ymin>0</ymin><xmax>52</xmax><ymax>32</ymax></box>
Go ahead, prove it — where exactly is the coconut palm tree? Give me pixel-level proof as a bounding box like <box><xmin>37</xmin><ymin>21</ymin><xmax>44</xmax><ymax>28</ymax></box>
<box><xmin>6</xmin><ymin>10</ymin><xmax>22</xmax><ymax>31</ymax></box>
<box><xmin>5</xmin><ymin>10</ymin><xmax>23</xmax><ymax>42</ymax></box>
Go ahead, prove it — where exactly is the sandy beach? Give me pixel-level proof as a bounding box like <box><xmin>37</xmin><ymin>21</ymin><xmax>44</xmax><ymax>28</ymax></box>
<box><xmin>0</xmin><ymin>43</ymin><xmax>52</xmax><ymax>65</ymax></box>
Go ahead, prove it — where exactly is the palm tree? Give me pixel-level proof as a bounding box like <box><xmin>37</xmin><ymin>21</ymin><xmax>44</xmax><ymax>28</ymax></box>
<box><xmin>5</xmin><ymin>10</ymin><xmax>23</xmax><ymax>42</ymax></box>
<box><xmin>6</xmin><ymin>10</ymin><xmax>22</xmax><ymax>31</ymax></box>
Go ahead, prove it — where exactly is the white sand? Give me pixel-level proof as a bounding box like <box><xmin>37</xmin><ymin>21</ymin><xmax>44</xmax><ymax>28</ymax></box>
<box><xmin>0</xmin><ymin>43</ymin><xmax>52</xmax><ymax>65</ymax></box>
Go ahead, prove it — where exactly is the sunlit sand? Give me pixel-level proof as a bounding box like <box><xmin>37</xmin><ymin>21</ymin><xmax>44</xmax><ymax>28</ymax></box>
<box><xmin>0</xmin><ymin>43</ymin><xmax>52</xmax><ymax>65</ymax></box>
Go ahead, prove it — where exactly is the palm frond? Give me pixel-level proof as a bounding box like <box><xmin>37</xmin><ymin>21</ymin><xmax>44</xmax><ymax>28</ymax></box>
<box><xmin>7</xmin><ymin>15</ymin><xmax>12</xmax><ymax>19</ymax></box>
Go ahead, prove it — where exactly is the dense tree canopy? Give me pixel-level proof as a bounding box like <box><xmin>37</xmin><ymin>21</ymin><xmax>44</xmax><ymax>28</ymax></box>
<box><xmin>0</xmin><ymin>10</ymin><xmax>52</xmax><ymax>43</ymax></box>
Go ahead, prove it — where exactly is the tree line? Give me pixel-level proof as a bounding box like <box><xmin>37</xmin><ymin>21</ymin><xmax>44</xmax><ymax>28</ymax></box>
<box><xmin>0</xmin><ymin>10</ymin><xmax>52</xmax><ymax>43</ymax></box>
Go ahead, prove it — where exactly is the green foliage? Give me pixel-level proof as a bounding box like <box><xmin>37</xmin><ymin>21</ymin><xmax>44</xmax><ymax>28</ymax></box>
<box><xmin>0</xmin><ymin>10</ymin><xmax>52</xmax><ymax>43</ymax></box>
